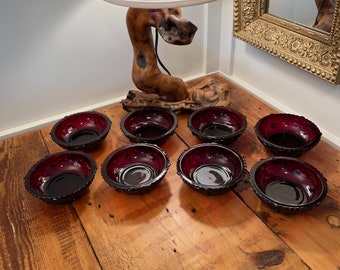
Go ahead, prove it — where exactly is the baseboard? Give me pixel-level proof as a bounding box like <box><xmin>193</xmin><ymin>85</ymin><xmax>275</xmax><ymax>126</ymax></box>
<box><xmin>0</xmin><ymin>73</ymin><xmax>208</xmax><ymax>140</ymax></box>
<box><xmin>217</xmin><ymin>72</ymin><xmax>340</xmax><ymax>150</ymax></box>
<box><xmin>0</xmin><ymin>97</ymin><xmax>123</xmax><ymax>140</ymax></box>
<box><xmin>5</xmin><ymin>71</ymin><xmax>338</xmax><ymax>149</ymax></box>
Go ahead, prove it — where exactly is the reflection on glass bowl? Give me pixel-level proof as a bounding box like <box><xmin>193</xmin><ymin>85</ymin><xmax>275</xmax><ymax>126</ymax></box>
<box><xmin>50</xmin><ymin>111</ymin><xmax>111</xmax><ymax>152</ymax></box>
<box><xmin>250</xmin><ymin>156</ymin><xmax>327</xmax><ymax>214</ymax></box>
<box><xmin>255</xmin><ymin>113</ymin><xmax>321</xmax><ymax>156</ymax></box>
<box><xmin>101</xmin><ymin>143</ymin><xmax>170</xmax><ymax>194</ymax></box>
<box><xmin>177</xmin><ymin>143</ymin><xmax>247</xmax><ymax>195</ymax></box>
<box><xmin>25</xmin><ymin>151</ymin><xmax>97</xmax><ymax>203</ymax></box>
<box><xmin>121</xmin><ymin>107</ymin><xmax>178</xmax><ymax>145</ymax></box>
<box><xmin>188</xmin><ymin>106</ymin><xmax>247</xmax><ymax>145</ymax></box>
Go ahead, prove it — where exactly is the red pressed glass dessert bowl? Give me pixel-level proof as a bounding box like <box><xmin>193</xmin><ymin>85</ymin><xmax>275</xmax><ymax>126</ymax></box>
<box><xmin>254</xmin><ymin>113</ymin><xmax>321</xmax><ymax>156</ymax></box>
<box><xmin>188</xmin><ymin>106</ymin><xmax>247</xmax><ymax>145</ymax></box>
<box><xmin>25</xmin><ymin>151</ymin><xmax>97</xmax><ymax>203</ymax></box>
<box><xmin>101</xmin><ymin>143</ymin><xmax>170</xmax><ymax>194</ymax></box>
<box><xmin>120</xmin><ymin>107</ymin><xmax>178</xmax><ymax>145</ymax></box>
<box><xmin>51</xmin><ymin>111</ymin><xmax>111</xmax><ymax>152</ymax></box>
<box><xmin>249</xmin><ymin>157</ymin><xmax>327</xmax><ymax>214</ymax></box>
<box><xmin>177</xmin><ymin>143</ymin><xmax>247</xmax><ymax>195</ymax></box>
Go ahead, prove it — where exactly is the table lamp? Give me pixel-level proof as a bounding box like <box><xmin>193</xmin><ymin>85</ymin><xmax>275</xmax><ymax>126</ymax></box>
<box><xmin>103</xmin><ymin>0</ymin><xmax>230</xmax><ymax>113</ymax></box>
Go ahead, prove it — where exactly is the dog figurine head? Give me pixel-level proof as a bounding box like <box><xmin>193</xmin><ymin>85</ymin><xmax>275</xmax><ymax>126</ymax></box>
<box><xmin>156</xmin><ymin>8</ymin><xmax>198</xmax><ymax>45</ymax></box>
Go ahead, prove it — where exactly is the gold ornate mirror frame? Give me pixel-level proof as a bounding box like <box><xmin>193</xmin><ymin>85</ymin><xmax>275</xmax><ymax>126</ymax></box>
<box><xmin>233</xmin><ymin>0</ymin><xmax>340</xmax><ymax>85</ymax></box>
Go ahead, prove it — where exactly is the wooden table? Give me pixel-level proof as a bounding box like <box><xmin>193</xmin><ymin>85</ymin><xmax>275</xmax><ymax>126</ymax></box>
<box><xmin>1</xmin><ymin>74</ymin><xmax>339</xmax><ymax>270</ymax></box>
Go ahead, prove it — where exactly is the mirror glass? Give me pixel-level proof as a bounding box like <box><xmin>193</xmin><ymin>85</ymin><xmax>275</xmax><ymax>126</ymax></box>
<box><xmin>267</xmin><ymin>0</ymin><xmax>317</xmax><ymax>28</ymax></box>
<box><xmin>233</xmin><ymin>0</ymin><xmax>340</xmax><ymax>85</ymax></box>
<box><xmin>267</xmin><ymin>0</ymin><xmax>335</xmax><ymax>33</ymax></box>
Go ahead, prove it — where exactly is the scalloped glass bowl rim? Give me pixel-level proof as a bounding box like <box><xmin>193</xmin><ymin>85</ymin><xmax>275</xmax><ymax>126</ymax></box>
<box><xmin>254</xmin><ymin>113</ymin><xmax>322</xmax><ymax>151</ymax></box>
<box><xmin>120</xmin><ymin>107</ymin><xmax>178</xmax><ymax>144</ymax></box>
<box><xmin>188</xmin><ymin>106</ymin><xmax>247</xmax><ymax>142</ymax></box>
<box><xmin>177</xmin><ymin>143</ymin><xmax>247</xmax><ymax>190</ymax></box>
<box><xmin>24</xmin><ymin>151</ymin><xmax>97</xmax><ymax>202</ymax></box>
<box><xmin>101</xmin><ymin>143</ymin><xmax>170</xmax><ymax>191</ymax></box>
<box><xmin>249</xmin><ymin>156</ymin><xmax>327</xmax><ymax>209</ymax></box>
<box><xmin>50</xmin><ymin>111</ymin><xmax>112</xmax><ymax>149</ymax></box>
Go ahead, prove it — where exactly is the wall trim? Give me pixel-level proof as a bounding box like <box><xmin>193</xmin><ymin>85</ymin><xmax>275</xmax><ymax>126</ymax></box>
<box><xmin>0</xmin><ymin>73</ymin><xmax>207</xmax><ymax>140</ymax></box>
<box><xmin>5</xmin><ymin>70</ymin><xmax>338</xmax><ymax>150</ymax></box>
<box><xmin>0</xmin><ymin>97</ymin><xmax>123</xmax><ymax>140</ymax></box>
<box><xmin>217</xmin><ymin>72</ymin><xmax>340</xmax><ymax>150</ymax></box>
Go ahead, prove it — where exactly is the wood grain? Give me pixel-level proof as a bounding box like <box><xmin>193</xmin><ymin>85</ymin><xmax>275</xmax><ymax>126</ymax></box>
<box><xmin>229</xmin><ymin>76</ymin><xmax>340</xmax><ymax>270</ymax></box>
<box><xmin>42</xmin><ymin>95</ymin><xmax>306</xmax><ymax>269</ymax></box>
<box><xmin>0</xmin><ymin>131</ymin><xmax>100</xmax><ymax>269</ymax></box>
<box><xmin>2</xmin><ymin>74</ymin><xmax>339</xmax><ymax>269</ymax></box>
<box><xmin>183</xmin><ymin>74</ymin><xmax>340</xmax><ymax>269</ymax></box>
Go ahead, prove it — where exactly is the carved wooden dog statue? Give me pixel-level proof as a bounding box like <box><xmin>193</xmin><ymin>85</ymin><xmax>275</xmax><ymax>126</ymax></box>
<box><xmin>127</xmin><ymin>8</ymin><xmax>197</xmax><ymax>102</ymax></box>
<box><xmin>123</xmin><ymin>8</ymin><xmax>230</xmax><ymax>112</ymax></box>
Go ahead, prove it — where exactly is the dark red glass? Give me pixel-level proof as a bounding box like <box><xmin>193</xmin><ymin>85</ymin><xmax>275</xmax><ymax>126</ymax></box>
<box><xmin>25</xmin><ymin>151</ymin><xmax>97</xmax><ymax>203</ymax></box>
<box><xmin>255</xmin><ymin>113</ymin><xmax>321</xmax><ymax>156</ymax></box>
<box><xmin>50</xmin><ymin>111</ymin><xmax>111</xmax><ymax>152</ymax></box>
<box><xmin>177</xmin><ymin>143</ymin><xmax>246</xmax><ymax>195</ymax></box>
<box><xmin>188</xmin><ymin>106</ymin><xmax>247</xmax><ymax>145</ymax></box>
<box><xmin>120</xmin><ymin>107</ymin><xmax>178</xmax><ymax>145</ymax></box>
<box><xmin>101</xmin><ymin>143</ymin><xmax>170</xmax><ymax>194</ymax></box>
<box><xmin>250</xmin><ymin>157</ymin><xmax>327</xmax><ymax>214</ymax></box>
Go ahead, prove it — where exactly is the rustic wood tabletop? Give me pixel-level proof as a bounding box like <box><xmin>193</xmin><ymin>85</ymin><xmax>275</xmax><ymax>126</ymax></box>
<box><xmin>1</xmin><ymin>74</ymin><xmax>339</xmax><ymax>269</ymax></box>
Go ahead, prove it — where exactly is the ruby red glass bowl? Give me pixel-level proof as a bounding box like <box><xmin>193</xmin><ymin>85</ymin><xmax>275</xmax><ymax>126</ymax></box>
<box><xmin>120</xmin><ymin>107</ymin><xmax>178</xmax><ymax>145</ymax></box>
<box><xmin>25</xmin><ymin>151</ymin><xmax>97</xmax><ymax>203</ymax></box>
<box><xmin>188</xmin><ymin>106</ymin><xmax>247</xmax><ymax>145</ymax></box>
<box><xmin>250</xmin><ymin>157</ymin><xmax>327</xmax><ymax>214</ymax></box>
<box><xmin>254</xmin><ymin>113</ymin><xmax>321</xmax><ymax>156</ymax></box>
<box><xmin>177</xmin><ymin>143</ymin><xmax>246</xmax><ymax>195</ymax></box>
<box><xmin>50</xmin><ymin>111</ymin><xmax>112</xmax><ymax>152</ymax></box>
<box><xmin>101</xmin><ymin>143</ymin><xmax>170</xmax><ymax>194</ymax></box>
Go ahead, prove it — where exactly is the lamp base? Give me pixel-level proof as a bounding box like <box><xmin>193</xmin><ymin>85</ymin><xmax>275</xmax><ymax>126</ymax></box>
<box><xmin>121</xmin><ymin>76</ymin><xmax>230</xmax><ymax>113</ymax></box>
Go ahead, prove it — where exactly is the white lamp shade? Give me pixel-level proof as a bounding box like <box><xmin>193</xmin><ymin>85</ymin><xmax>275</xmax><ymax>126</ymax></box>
<box><xmin>103</xmin><ymin>0</ymin><xmax>216</xmax><ymax>8</ymax></box>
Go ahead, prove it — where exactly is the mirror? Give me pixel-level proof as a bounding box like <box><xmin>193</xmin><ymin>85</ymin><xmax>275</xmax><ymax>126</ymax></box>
<box><xmin>267</xmin><ymin>0</ymin><xmax>318</xmax><ymax>30</ymax></box>
<box><xmin>268</xmin><ymin>0</ymin><xmax>335</xmax><ymax>33</ymax></box>
<box><xmin>233</xmin><ymin>0</ymin><xmax>340</xmax><ymax>84</ymax></box>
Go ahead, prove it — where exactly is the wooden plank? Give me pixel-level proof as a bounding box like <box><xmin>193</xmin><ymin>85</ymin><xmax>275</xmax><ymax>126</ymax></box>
<box><xmin>0</xmin><ymin>131</ymin><xmax>100</xmax><ymax>270</ymax></box>
<box><xmin>41</xmin><ymin>103</ymin><xmax>307</xmax><ymax>269</ymax></box>
<box><xmin>182</xmin><ymin>74</ymin><xmax>340</xmax><ymax>269</ymax></box>
<box><xmin>181</xmin><ymin>73</ymin><xmax>276</xmax><ymax>168</ymax></box>
<box><xmin>7</xmin><ymin>74</ymin><xmax>340</xmax><ymax>269</ymax></box>
<box><xmin>229</xmin><ymin>77</ymin><xmax>340</xmax><ymax>270</ymax></box>
<box><xmin>240</xmin><ymin>187</ymin><xmax>340</xmax><ymax>270</ymax></box>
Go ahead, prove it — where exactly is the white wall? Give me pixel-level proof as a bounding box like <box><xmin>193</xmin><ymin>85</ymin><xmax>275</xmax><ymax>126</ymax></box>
<box><xmin>1</xmin><ymin>0</ymin><xmax>340</xmax><ymax>149</ymax></box>
<box><xmin>0</xmin><ymin>0</ymin><xmax>206</xmax><ymax>138</ymax></box>
<box><xmin>220</xmin><ymin>0</ymin><xmax>340</xmax><ymax>148</ymax></box>
<box><xmin>268</xmin><ymin>0</ymin><xmax>317</xmax><ymax>27</ymax></box>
